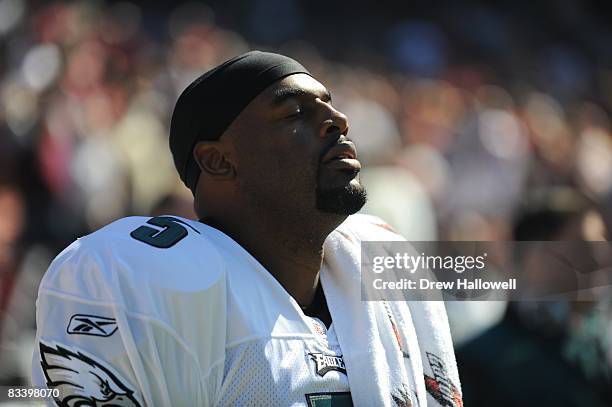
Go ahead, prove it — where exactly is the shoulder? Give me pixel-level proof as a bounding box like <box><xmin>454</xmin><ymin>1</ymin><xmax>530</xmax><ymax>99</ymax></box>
<box><xmin>333</xmin><ymin>213</ymin><xmax>405</xmax><ymax>243</ymax></box>
<box><xmin>41</xmin><ymin>216</ymin><xmax>227</xmax><ymax>305</ymax></box>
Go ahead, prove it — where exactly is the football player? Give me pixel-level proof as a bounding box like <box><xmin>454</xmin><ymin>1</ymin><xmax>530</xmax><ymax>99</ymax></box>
<box><xmin>32</xmin><ymin>51</ymin><xmax>461</xmax><ymax>406</ymax></box>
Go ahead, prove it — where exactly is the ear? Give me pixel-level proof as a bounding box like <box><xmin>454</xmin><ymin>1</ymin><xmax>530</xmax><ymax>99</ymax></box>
<box><xmin>193</xmin><ymin>141</ymin><xmax>236</xmax><ymax>179</ymax></box>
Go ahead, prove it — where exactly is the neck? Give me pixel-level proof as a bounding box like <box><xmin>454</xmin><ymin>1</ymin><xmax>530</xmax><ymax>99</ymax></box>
<box><xmin>204</xmin><ymin>211</ymin><xmax>346</xmax><ymax>307</ymax></box>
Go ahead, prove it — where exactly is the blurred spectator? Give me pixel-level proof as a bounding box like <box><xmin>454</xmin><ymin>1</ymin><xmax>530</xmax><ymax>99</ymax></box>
<box><xmin>457</xmin><ymin>188</ymin><xmax>612</xmax><ymax>406</ymax></box>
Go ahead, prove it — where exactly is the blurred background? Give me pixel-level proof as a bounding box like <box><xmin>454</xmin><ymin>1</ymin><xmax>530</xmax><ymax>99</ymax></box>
<box><xmin>0</xmin><ymin>0</ymin><xmax>611</xmax><ymax>405</ymax></box>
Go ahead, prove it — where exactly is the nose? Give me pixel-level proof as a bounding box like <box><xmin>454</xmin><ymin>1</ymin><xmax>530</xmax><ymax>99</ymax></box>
<box><xmin>318</xmin><ymin>100</ymin><xmax>349</xmax><ymax>138</ymax></box>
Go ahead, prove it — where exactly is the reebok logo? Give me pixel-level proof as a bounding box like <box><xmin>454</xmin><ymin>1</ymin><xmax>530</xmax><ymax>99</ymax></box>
<box><xmin>67</xmin><ymin>314</ymin><xmax>118</xmax><ymax>337</ymax></box>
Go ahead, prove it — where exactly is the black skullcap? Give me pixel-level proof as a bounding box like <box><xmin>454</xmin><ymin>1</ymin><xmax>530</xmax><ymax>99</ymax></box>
<box><xmin>170</xmin><ymin>50</ymin><xmax>311</xmax><ymax>194</ymax></box>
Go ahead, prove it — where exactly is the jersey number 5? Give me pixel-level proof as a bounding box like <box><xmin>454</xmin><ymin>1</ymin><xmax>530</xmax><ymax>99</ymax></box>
<box><xmin>130</xmin><ymin>216</ymin><xmax>188</xmax><ymax>248</ymax></box>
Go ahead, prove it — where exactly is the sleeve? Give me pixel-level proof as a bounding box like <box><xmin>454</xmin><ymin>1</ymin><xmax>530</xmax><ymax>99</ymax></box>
<box><xmin>31</xmin><ymin>225</ymin><xmax>226</xmax><ymax>406</ymax></box>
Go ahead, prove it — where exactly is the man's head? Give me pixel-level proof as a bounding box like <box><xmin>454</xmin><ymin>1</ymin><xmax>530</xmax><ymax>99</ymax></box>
<box><xmin>169</xmin><ymin>51</ymin><xmax>366</xmax><ymax>223</ymax></box>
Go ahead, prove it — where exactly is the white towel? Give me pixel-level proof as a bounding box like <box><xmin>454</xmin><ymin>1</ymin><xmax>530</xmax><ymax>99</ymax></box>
<box><xmin>321</xmin><ymin>215</ymin><xmax>462</xmax><ymax>407</ymax></box>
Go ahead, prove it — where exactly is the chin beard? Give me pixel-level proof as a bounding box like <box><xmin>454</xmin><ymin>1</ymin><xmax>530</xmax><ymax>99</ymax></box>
<box><xmin>316</xmin><ymin>183</ymin><xmax>367</xmax><ymax>215</ymax></box>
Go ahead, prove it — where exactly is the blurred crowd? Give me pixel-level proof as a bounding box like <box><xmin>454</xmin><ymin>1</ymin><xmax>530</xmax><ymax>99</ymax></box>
<box><xmin>0</xmin><ymin>0</ymin><xmax>611</xmax><ymax>403</ymax></box>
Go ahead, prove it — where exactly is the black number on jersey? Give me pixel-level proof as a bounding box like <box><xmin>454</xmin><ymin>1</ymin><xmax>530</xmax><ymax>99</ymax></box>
<box><xmin>130</xmin><ymin>216</ymin><xmax>189</xmax><ymax>248</ymax></box>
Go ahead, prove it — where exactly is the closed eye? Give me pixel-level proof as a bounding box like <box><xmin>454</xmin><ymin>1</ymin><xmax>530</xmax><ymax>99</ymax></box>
<box><xmin>285</xmin><ymin>109</ymin><xmax>302</xmax><ymax>120</ymax></box>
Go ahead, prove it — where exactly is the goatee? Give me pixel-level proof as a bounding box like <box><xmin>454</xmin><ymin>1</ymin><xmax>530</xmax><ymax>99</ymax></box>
<box><xmin>316</xmin><ymin>183</ymin><xmax>367</xmax><ymax>215</ymax></box>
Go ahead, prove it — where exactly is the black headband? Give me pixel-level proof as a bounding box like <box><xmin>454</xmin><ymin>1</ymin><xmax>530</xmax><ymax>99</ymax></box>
<box><xmin>169</xmin><ymin>50</ymin><xmax>311</xmax><ymax>194</ymax></box>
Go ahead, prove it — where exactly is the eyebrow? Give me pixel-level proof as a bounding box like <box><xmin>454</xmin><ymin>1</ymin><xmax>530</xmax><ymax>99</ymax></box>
<box><xmin>270</xmin><ymin>87</ymin><xmax>332</xmax><ymax>107</ymax></box>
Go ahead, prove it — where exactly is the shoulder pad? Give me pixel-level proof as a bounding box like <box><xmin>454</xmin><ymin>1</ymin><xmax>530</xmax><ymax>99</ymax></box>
<box><xmin>41</xmin><ymin>216</ymin><xmax>226</xmax><ymax>307</ymax></box>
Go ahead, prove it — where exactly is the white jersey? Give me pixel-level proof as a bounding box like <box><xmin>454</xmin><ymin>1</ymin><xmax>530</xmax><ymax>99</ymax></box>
<box><xmin>32</xmin><ymin>214</ymin><xmax>459</xmax><ymax>406</ymax></box>
<box><xmin>32</xmin><ymin>215</ymin><xmax>362</xmax><ymax>406</ymax></box>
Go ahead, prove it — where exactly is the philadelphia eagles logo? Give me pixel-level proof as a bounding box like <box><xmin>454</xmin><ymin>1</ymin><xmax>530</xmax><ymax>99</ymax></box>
<box><xmin>424</xmin><ymin>352</ymin><xmax>463</xmax><ymax>407</ymax></box>
<box><xmin>39</xmin><ymin>342</ymin><xmax>142</xmax><ymax>406</ymax></box>
<box><xmin>308</xmin><ymin>352</ymin><xmax>347</xmax><ymax>377</ymax></box>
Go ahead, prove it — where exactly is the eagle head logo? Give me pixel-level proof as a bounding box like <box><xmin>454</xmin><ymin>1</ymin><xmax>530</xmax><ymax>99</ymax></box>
<box><xmin>39</xmin><ymin>342</ymin><xmax>142</xmax><ymax>407</ymax></box>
